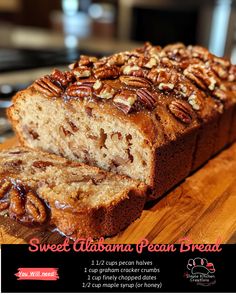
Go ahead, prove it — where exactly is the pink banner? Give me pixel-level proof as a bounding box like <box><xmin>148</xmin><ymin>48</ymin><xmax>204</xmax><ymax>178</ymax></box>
<box><xmin>15</xmin><ymin>268</ymin><xmax>59</xmax><ymax>281</ymax></box>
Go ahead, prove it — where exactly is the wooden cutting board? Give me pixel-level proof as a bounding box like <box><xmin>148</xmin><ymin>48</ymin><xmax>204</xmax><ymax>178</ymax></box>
<box><xmin>0</xmin><ymin>137</ymin><xmax>236</xmax><ymax>244</ymax></box>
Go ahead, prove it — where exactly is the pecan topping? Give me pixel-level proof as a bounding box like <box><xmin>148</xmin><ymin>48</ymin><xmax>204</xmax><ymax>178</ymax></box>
<box><xmin>69</xmin><ymin>56</ymin><xmax>98</xmax><ymax>69</ymax></box>
<box><xmin>78</xmin><ymin>55</ymin><xmax>97</xmax><ymax>67</ymax></box>
<box><xmin>143</xmin><ymin>57</ymin><xmax>158</xmax><ymax>68</ymax></box>
<box><xmin>93</xmin><ymin>65</ymin><xmax>119</xmax><ymax>79</ymax></box>
<box><xmin>34</xmin><ymin>75</ymin><xmax>63</xmax><ymax>97</ymax></box>
<box><xmin>137</xmin><ymin>89</ymin><xmax>156</xmax><ymax>110</ymax></box>
<box><xmin>158</xmin><ymin>83</ymin><xmax>174</xmax><ymax>91</ymax></box>
<box><xmin>188</xmin><ymin>45</ymin><xmax>212</xmax><ymax>62</ymax></box>
<box><xmin>169</xmin><ymin>100</ymin><xmax>193</xmax><ymax>124</ymax></box>
<box><xmin>120</xmin><ymin>76</ymin><xmax>151</xmax><ymax>88</ymax></box>
<box><xmin>183</xmin><ymin>65</ymin><xmax>217</xmax><ymax>91</ymax></box>
<box><xmin>95</xmin><ymin>83</ymin><xmax>116</xmax><ymax>99</ymax></box>
<box><xmin>51</xmin><ymin>69</ymin><xmax>74</xmax><ymax>86</ymax></box>
<box><xmin>147</xmin><ymin>68</ymin><xmax>178</xmax><ymax>87</ymax></box>
<box><xmin>122</xmin><ymin>65</ymin><xmax>146</xmax><ymax>77</ymax></box>
<box><xmin>211</xmin><ymin>64</ymin><xmax>228</xmax><ymax>80</ymax></box>
<box><xmin>77</xmin><ymin>77</ymin><xmax>96</xmax><ymax>86</ymax></box>
<box><xmin>64</xmin><ymin>84</ymin><xmax>92</xmax><ymax>99</ymax></box>
<box><xmin>73</xmin><ymin>66</ymin><xmax>91</xmax><ymax>78</ymax></box>
<box><xmin>162</xmin><ymin>43</ymin><xmax>189</xmax><ymax>62</ymax></box>
<box><xmin>122</xmin><ymin>65</ymin><xmax>140</xmax><ymax>75</ymax></box>
<box><xmin>113</xmin><ymin>90</ymin><xmax>137</xmax><ymax>114</ymax></box>
<box><xmin>25</xmin><ymin>192</ymin><xmax>47</xmax><ymax>224</ymax></box>
<box><xmin>213</xmin><ymin>56</ymin><xmax>230</xmax><ymax>68</ymax></box>
<box><xmin>188</xmin><ymin>94</ymin><xmax>201</xmax><ymax>110</ymax></box>
<box><xmin>93</xmin><ymin>80</ymin><xmax>103</xmax><ymax>91</ymax></box>
<box><xmin>228</xmin><ymin>65</ymin><xmax>236</xmax><ymax>82</ymax></box>
<box><xmin>93</xmin><ymin>58</ymin><xmax>108</xmax><ymax>69</ymax></box>
<box><xmin>107</xmin><ymin>53</ymin><xmax>126</xmax><ymax>66</ymax></box>
<box><xmin>212</xmin><ymin>88</ymin><xmax>228</xmax><ymax>101</ymax></box>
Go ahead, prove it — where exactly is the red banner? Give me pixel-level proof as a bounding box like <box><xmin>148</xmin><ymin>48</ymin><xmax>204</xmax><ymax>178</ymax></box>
<box><xmin>15</xmin><ymin>268</ymin><xmax>59</xmax><ymax>281</ymax></box>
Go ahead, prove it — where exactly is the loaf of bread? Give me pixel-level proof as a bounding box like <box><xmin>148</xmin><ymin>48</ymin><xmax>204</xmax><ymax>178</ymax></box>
<box><xmin>0</xmin><ymin>147</ymin><xmax>147</xmax><ymax>238</ymax></box>
<box><xmin>8</xmin><ymin>42</ymin><xmax>236</xmax><ymax>199</ymax></box>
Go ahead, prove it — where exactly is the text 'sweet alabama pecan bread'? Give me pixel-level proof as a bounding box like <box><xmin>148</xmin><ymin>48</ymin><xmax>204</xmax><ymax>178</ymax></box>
<box><xmin>0</xmin><ymin>147</ymin><xmax>147</xmax><ymax>238</ymax></box>
<box><xmin>8</xmin><ymin>43</ymin><xmax>236</xmax><ymax>199</ymax></box>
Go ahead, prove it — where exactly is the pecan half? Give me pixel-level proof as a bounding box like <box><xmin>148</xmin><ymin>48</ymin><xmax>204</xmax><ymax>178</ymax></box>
<box><xmin>212</xmin><ymin>88</ymin><xmax>228</xmax><ymax>101</ymax></box>
<box><xmin>78</xmin><ymin>55</ymin><xmax>97</xmax><ymax>67</ymax></box>
<box><xmin>158</xmin><ymin>83</ymin><xmax>174</xmax><ymax>91</ymax></box>
<box><xmin>9</xmin><ymin>188</ymin><xmax>25</xmax><ymax>217</ymax></box>
<box><xmin>183</xmin><ymin>65</ymin><xmax>217</xmax><ymax>91</ymax></box>
<box><xmin>142</xmin><ymin>57</ymin><xmax>158</xmax><ymax>69</ymax></box>
<box><xmin>76</xmin><ymin>77</ymin><xmax>96</xmax><ymax>86</ymax></box>
<box><xmin>95</xmin><ymin>83</ymin><xmax>116</xmax><ymax>99</ymax></box>
<box><xmin>93</xmin><ymin>80</ymin><xmax>103</xmax><ymax>91</ymax></box>
<box><xmin>51</xmin><ymin>69</ymin><xmax>74</xmax><ymax>86</ymax></box>
<box><xmin>34</xmin><ymin>75</ymin><xmax>63</xmax><ymax>97</ymax></box>
<box><xmin>73</xmin><ymin>66</ymin><xmax>91</xmax><ymax>78</ymax></box>
<box><xmin>143</xmin><ymin>57</ymin><xmax>159</xmax><ymax>69</ymax></box>
<box><xmin>147</xmin><ymin>68</ymin><xmax>178</xmax><ymax>86</ymax></box>
<box><xmin>107</xmin><ymin>53</ymin><xmax>126</xmax><ymax>66</ymax></box>
<box><xmin>211</xmin><ymin>64</ymin><xmax>228</xmax><ymax>80</ymax></box>
<box><xmin>120</xmin><ymin>76</ymin><xmax>151</xmax><ymax>88</ymax></box>
<box><xmin>64</xmin><ymin>84</ymin><xmax>92</xmax><ymax>99</ymax></box>
<box><xmin>137</xmin><ymin>89</ymin><xmax>156</xmax><ymax>110</ymax></box>
<box><xmin>169</xmin><ymin>100</ymin><xmax>193</xmax><ymax>124</ymax></box>
<box><xmin>93</xmin><ymin>65</ymin><xmax>120</xmax><ymax>79</ymax></box>
<box><xmin>93</xmin><ymin>58</ymin><xmax>108</xmax><ymax>69</ymax></box>
<box><xmin>25</xmin><ymin>192</ymin><xmax>47</xmax><ymax>224</ymax></box>
<box><xmin>113</xmin><ymin>90</ymin><xmax>137</xmax><ymax>114</ymax></box>
<box><xmin>122</xmin><ymin>64</ymin><xmax>146</xmax><ymax>77</ymax></box>
<box><xmin>188</xmin><ymin>45</ymin><xmax>212</xmax><ymax>62</ymax></box>
<box><xmin>122</xmin><ymin>65</ymin><xmax>140</xmax><ymax>75</ymax></box>
<box><xmin>228</xmin><ymin>65</ymin><xmax>236</xmax><ymax>82</ymax></box>
<box><xmin>213</xmin><ymin>56</ymin><xmax>230</xmax><ymax>68</ymax></box>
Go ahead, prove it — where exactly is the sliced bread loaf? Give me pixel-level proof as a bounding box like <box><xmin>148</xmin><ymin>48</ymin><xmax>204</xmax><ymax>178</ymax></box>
<box><xmin>0</xmin><ymin>147</ymin><xmax>147</xmax><ymax>239</ymax></box>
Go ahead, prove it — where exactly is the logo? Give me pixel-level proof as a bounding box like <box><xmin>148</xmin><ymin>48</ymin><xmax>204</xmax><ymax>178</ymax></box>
<box><xmin>184</xmin><ymin>258</ymin><xmax>216</xmax><ymax>286</ymax></box>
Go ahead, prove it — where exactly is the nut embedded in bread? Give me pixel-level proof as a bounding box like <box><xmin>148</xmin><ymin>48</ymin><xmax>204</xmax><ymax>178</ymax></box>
<box><xmin>7</xmin><ymin>42</ymin><xmax>236</xmax><ymax>199</ymax></box>
<box><xmin>0</xmin><ymin>147</ymin><xmax>147</xmax><ymax>238</ymax></box>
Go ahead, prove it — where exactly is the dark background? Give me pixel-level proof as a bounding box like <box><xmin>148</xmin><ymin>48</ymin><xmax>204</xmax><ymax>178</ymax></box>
<box><xmin>1</xmin><ymin>244</ymin><xmax>236</xmax><ymax>293</ymax></box>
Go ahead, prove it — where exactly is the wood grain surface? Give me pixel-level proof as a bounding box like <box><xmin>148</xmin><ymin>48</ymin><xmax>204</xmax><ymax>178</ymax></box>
<box><xmin>0</xmin><ymin>137</ymin><xmax>236</xmax><ymax>244</ymax></box>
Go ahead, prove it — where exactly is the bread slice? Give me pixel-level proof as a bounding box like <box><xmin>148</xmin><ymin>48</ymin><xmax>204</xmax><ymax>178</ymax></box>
<box><xmin>0</xmin><ymin>147</ymin><xmax>147</xmax><ymax>238</ymax></box>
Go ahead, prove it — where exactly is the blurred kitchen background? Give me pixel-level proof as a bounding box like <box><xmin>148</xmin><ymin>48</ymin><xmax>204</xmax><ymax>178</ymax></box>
<box><xmin>0</xmin><ymin>0</ymin><xmax>236</xmax><ymax>141</ymax></box>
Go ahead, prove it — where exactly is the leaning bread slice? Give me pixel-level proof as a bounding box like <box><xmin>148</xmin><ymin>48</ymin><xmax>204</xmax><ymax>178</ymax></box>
<box><xmin>0</xmin><ymin>147</ymin><xmax>147</xmax><ymax>239</ymax></box>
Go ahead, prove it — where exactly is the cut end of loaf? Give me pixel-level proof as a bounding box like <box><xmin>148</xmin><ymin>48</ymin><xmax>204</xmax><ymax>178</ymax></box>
<box><xmin>9</xmin><ymin>91</ymin><xmax>153</xmax><ymax>185</ymax></box>
<box><xmin>0</xmin><ymin>147</ymin><xmax>147</xmax><ymax>238</ymax></box>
